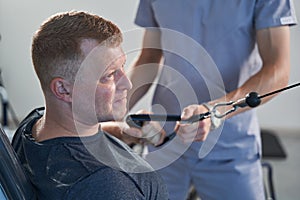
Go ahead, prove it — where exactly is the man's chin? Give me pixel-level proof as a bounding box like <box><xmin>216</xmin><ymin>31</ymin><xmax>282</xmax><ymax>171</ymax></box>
<box><xmin>100</xmin><ymin>109</ymin><xmax>127</xmax><ymax>122</ymax></box>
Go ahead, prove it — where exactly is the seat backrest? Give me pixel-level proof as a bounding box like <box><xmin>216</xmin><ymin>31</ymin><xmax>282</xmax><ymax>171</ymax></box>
<box><xmin>0</xmin><ymin>126</ymin><xmax>36</xmax><ymax>200</ymax></box>
<box><xmin>261</xmin><ymin>129</ymin><xmax>287</xmax><ymax>159</ymax></box>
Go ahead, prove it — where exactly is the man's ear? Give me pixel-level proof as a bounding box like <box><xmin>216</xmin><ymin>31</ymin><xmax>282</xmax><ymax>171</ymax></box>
<box><xmin>50</xmin><ymin>77</ymin><xmax>72</xmax><ymax>102</ymax></box>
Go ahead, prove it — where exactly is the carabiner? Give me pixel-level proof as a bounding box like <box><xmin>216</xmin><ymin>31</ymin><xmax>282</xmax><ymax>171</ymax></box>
<box><xmin>211</xmin><ymin>101</ymin><xmax>236</xmax><ymax>119</ymax></box>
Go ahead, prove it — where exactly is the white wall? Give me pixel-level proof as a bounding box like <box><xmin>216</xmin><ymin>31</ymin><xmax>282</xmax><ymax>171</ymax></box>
<box><xmin>0</xmin><ymin>0</ymin><xmax>142</xmax><ymax>121</ymax></box>
<box><xmin>0</xmin><ymin>0</ymin><xmax>299</xmax><ymax>130</ymax></box>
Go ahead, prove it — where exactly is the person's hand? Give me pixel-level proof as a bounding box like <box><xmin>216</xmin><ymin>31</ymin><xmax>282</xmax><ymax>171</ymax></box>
<box><xmin>139</xmin><ymin>121</ymin><xmax>166</xmax><ymax>146</ymax></box>
<box><xmin>174</xmin><ymin>104</ymin><xmax>211</xmax><ymax>143</ymax></box>
<box><xmin>100</xmin><ymin>110</ymin><xmax>166</xmax><ymax>146</ymax></box>
<box><xmin>100</xmin><ymin>121</ymin><xmax>143</xmax><ymax>145</ymax></box>
<box><xmin>135</xmin><ymin>110</ymin><xmax>166</xmax><ymax>146</ymax></box>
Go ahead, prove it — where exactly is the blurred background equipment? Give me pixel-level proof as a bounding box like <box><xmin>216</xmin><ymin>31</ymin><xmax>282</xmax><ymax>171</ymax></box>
<box><xmin>0</xmin><ymin>69</ymin><xmax>20</xmax><ymax>140</ymax></box>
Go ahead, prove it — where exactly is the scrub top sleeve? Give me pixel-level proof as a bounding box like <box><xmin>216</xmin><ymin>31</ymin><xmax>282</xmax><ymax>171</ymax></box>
<box><xmin>254</xmin><ymin>0</ymin><xmax>297</xmax><ymax>30</ymax></box>
<box><xmin>134</xmin><ymin>0</ymin><xmax>159</xmax><ymax>27</ymax></box>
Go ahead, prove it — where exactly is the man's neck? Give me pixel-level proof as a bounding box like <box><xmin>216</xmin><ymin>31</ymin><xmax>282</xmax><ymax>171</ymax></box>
<box><xmin>32</xmin><ymin>114</ymin><xmax>100</xmax><ymax>142</ymax></box>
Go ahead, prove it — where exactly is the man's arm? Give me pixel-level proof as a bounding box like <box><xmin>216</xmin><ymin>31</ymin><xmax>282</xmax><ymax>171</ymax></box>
<box><xmin>127</xmin><ymin>29</ymin><xmax>163</xmax><ymax>109</ymax></box>
<box><xmin>177</xmin><ymin>25</ymin><xmax>291</xmax><ymax>142</ymax></box>
<box><xmin>210</xmin><ymin>25</ymin><xmax>291</xmax><ymax>117</ymax></box>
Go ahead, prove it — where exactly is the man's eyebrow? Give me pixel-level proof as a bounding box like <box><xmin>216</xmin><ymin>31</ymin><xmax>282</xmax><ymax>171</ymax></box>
<box><xmin>103</xmin><ymin>59</ymin><xmax>126</xmax><ymax>74</ymax></box>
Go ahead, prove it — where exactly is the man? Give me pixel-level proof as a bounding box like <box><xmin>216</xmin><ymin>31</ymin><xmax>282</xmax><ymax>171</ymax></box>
<box><xmin>129</xmin><ymin>0</ymin><xmax>297</xmax><ymax>199</ymax></box>
<box><xmin>12</xmin><ymin>11</ymin><xmax>168</xmax><ymax>200</ymax></box>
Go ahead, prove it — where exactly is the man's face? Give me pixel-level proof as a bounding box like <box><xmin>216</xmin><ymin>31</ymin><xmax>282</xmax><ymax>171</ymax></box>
<box><xmin>94</xmin><ymin>47</ymin><xmax>132</xmax><ymax>121</ymax></box>
<box><xmin>73</xmin><ymin>39</ymin><xmax>132</xmax><ymax>124</ymax></box>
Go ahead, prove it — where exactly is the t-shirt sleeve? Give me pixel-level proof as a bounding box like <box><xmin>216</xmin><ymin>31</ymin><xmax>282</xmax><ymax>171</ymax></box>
<box><xmin>134</xmin><ymin>0</ymin><xmax>159</xmax><ymax>27</ymax></box>
<box><xmin>64</xmin><ymin>168</ymin><xmax>144</xmax><ymax>200</ymax></box>
<box><xmin>254</xmin><ymin>0</ymin><xmax>297</xmax><ymax>30</ymax></box>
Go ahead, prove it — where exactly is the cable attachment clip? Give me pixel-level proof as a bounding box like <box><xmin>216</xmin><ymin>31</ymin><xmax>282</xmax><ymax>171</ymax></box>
<box><xmin>212</xmin><ymin>92</ymin><xmax>262</xmax><ymax>119</ymax></box>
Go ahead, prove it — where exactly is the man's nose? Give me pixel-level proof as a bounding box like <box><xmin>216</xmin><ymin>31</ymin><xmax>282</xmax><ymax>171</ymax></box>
<box><xmin>117</xmin><ymin>72</ymin><xmax>132</xmax><ymax>91</ymax></box>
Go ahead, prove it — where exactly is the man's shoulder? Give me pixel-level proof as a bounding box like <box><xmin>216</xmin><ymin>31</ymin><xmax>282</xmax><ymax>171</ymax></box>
<box><xmin>64</xmin><ymin>167</ymin><xmax>141</xmax><ymax>199</ymax></box>
<box><xmin>64</xmin><ymin>167</ymin><xmax>168</xmax><ymax>199</ymax></box>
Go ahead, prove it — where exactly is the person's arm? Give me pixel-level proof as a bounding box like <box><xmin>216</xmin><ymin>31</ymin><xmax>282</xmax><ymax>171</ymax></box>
<box><xmin>217</xmin><ymin>25</ymin><xmax>291</xmax><ymax>116</ymax></box>
<box><xmin>101</xmin><ymin>110</ymin><xmax>166</xmax><ymax>147</ymax></box>
<box><xmin>100</xmin><ymin>121</ymin><xmax>142</xmax><ymax>145</ymax></box>
<box><xmin>127</xmin><ymin>29</ymin><xmax>163</xmax><ymax>109</ymax></box>
<box><xmin>176</xmin><ymin>25</ymin><xmax>291</xmax><ymax>142</ymax></box>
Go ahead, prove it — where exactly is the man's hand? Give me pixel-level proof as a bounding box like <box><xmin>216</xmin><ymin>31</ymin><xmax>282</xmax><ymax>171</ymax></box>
<box><xmin>133</xmin><ymin>110</ymin><xmax>166</xmax><ymax>146</ymax></box>
<box><xmin>100</xmin><ymin>121</ymin><xmax>143</xmax><ymax>145</ymax></box>
<box><xmin>100</xmin><ymin>110</ymin><xmax>166</xmax><ymax>146</ymax></box>
<box><xmin>140</xmin><ymin>120</ymin><xmax>166</xmax><ymax>146</ymax></box>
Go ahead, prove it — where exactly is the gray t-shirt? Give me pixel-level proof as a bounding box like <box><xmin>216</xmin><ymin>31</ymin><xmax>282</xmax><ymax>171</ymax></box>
<box><xmin>12</xmin><ymin>107</ymin><xmax>169</xmax><ymax>200</ymax></box>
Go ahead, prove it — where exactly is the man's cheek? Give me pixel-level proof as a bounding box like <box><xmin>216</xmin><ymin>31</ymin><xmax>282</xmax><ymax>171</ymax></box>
<box><xmin>96</xmin><ymin>88</ymin><xmax>113</xmax><ymax>103</ymax></box>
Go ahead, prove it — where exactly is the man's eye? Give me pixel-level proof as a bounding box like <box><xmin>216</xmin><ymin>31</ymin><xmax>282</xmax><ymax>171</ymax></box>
<box><xmin>106</xmin><ymin>72</ymin><xmax>115</xmax><ymax>79</ymax></box>
<box><xmin>100</xmin><ymin>71</ymin><xmax>117</xmax><ymax>83</ymax></box>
